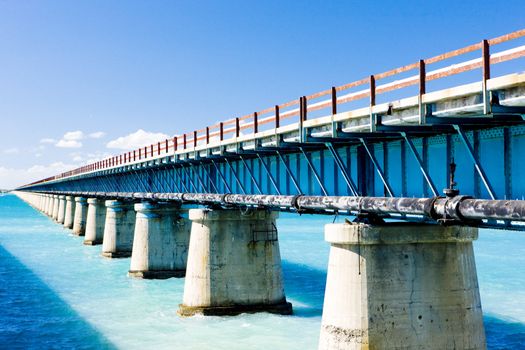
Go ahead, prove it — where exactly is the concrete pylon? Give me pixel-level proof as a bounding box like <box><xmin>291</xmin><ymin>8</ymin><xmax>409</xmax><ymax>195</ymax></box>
<box><xmin>128</xmin><ymin>201</ymin><xmax>190</xmax><ymax>279</ymax></box>
<box><xmin>84</xmin><ymin>198</ymin><xmax>106</xmax><ymax>245</ymax></box>
<box><xmin>42</xmin><ymin>194</ymin><xmax>49</xmax><ymax>214</ymax></box>
<box><xmin>178</xmin><ymin>208</ymin><xmax>292</xmax><ymax>317</ymax></box>
<box><xmin>63</xmin><ymin>196</ymin><xmax>76</xmax><ymax>229</ymax></box>
<box><xmin>102</xmin><ymin>200</ymin><xmax>136</xmax><ymax>258</ymax></box>
<box><xmin>318</xmin><ymin>222</ymin><xmax>486</xmax><ymax>350</ymax></box>
<box><xmin>57</xmin><ymin>195</ymin><xmax>66</xmax><ymax>224</ymax></box>
<box><xmin>44</xmin><ymin>194</ymin><xmax>51</xmax><ymax>215</ymax></box>
<box><xmin>72</xmin><ymin>197</ymin><xmax>88</xmax><ymax>236</ymax></box>
<box><xmin>46</xmin><ymin>194</ymin><xmax>54</xmax><ymax>216</ymax></box>
<box><xmin>52</xmin><ymin>195</ymin><xmax>60</xmax><ymax>221</ymax></box>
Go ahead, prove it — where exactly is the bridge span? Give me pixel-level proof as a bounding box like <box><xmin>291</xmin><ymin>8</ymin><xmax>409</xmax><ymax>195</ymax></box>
<box><xmin>14</xmin><ymin>29</ymin><xmax>525</xmax><ymax>349</ymax></box>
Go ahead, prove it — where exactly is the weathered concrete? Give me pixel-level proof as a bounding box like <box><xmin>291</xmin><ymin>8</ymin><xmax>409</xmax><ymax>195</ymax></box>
<box><xmin>318</xmin><ymin>222</ymin><xmax>486</xmax><ymax>350</ymax></box>
<box><xmin>63</xmin><ymin>196</ymin><xmax>76</xmax><ymax>229</ymax></box>
<box><xmin>102</xmin><ymin>200</ymin><xmax>135</xmax><ymax>258</ymax></box>
<box><xmin>84</xmin><ymin>198</ymin><xmax>106</xmax><ymax>245</ymax></box>
<box><xmin>46</xmin><ymin>194</ymin><xmax>54</xmax><ymax>216</ymax></box>
<box><xmin>52</xmin><ymin>195</ymin><xmax>60</xmax><ymax>221</ymax></box>
<box><xmin>72</xmin><ymin>197</ymin><xmax>88</xmax><ymax>236</ymax></box>
<box><xmin>45</xmin><ymin>194</ymin><xmax>52</xmax><ymax>216</ymax></box>
<box><xmin>56</xmin><ymin>195</ymin><xmax>66</xmax><ymax>224</ymax></box>
<box><xmin>43</xmin><ymin>194</ymin><xmax>50</xmax><ymax>214</ymax></box>
<box><xmin>178</xmin><ymin>208</ymin><xmax>292</xmax><ymax>317</ymax></box>
<box><xmin>128</xmin><ymin>201</ymin><xmax>190</xmax><ymax>279</ymax></box>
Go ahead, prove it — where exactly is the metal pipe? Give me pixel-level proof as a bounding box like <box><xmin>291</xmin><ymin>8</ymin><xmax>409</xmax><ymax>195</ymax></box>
<box><xmin>27</xmin><ymin>190</ymin><xmax>525</xmax><ymax>226</ymax></box>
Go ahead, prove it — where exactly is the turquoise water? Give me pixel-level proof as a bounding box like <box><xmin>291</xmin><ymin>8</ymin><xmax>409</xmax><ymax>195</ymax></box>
<box><xmin>0</xmin><ymin>194</ymin><xmax>524</xmax><ymax>349</ymax></box>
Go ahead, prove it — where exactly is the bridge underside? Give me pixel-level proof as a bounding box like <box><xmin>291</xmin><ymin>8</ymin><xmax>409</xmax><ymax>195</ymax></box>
<box><xmin>23</xmin><ymin>73</ymin><xmax>525</xmax><ymax>200</ymax></box>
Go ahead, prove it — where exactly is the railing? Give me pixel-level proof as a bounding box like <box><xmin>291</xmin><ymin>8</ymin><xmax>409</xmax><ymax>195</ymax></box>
<box><xmin>23</xmin><ymin>29</ymin><xmax>525</xmax><ymax>187</ymax></box>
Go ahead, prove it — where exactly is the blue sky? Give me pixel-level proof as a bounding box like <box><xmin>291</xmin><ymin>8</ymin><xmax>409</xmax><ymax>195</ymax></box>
<box><xmin>0</xmin><ymin>0</ymin><xmax>524</xmax><ymax>188</ymax></box>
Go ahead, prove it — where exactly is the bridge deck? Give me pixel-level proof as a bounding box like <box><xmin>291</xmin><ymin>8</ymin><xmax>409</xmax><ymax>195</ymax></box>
<box><xmin>18</xmin><ymin>29</ymin><xmax>525</xmax><ymax>206</ymax></box>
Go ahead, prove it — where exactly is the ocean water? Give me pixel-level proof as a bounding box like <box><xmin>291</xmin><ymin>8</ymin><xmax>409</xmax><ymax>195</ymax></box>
<box><xmin>0</xmin><ymin>193</ymin><xmax>524</xmax><ymax>349</ymax></box>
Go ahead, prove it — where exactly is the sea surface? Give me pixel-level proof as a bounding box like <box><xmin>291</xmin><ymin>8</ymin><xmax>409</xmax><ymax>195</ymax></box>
<box><xmin>0</xmin><ymin>193</ymin><xmax>524</xmax><ymax>349</ymax></box>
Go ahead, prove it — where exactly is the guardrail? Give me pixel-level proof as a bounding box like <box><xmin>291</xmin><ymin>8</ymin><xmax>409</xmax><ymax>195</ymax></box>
<box><xmin>22</xmin><ymin>28</ymin><xmax>525</xmax><ymax>188</ymax></box>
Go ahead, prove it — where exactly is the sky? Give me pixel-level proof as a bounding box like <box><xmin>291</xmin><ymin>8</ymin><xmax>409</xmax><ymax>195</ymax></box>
<box><xmin>0</xmin><ymin>0</ymin><xmax>524</xmax><ymax>189</ymax></box>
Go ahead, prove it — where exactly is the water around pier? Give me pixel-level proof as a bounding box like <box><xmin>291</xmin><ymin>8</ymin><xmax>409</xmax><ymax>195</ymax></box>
<box><xmin>0</xmin><ymin>194</ymin><xmax>524</xmax><ymax>349</ymax></box>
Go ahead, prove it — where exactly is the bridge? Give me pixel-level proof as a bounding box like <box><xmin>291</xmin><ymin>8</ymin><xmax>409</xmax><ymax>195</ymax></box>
<box><xmin>14</xmin><ymin>29</ymin><xmax>525</xmax><ymax>349</ymax></box>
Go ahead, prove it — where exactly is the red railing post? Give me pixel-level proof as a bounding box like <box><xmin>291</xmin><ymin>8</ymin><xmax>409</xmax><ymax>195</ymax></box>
<box><xmin>235</xmin><ymin>118</ymin><xmax>240</xmax><ymax>137</ymax></box>
<box><xmin>158</xmin><ymin>142</ymin><xmax>160</xmax><ymax>155</ymax></box>
<box><xmin>275</xmin><ymin>105</ymin><xmax>280</xmax><ymax>128</ymax></box>
<box><xmin>165</xmin><ymin>139</ymin><xmax>168</xmax><ymax>154</ymax></box>
<box><xmin>331</xmin><ymin>87</ymin><xmax>337</xmax><ymax>115</ymax></box>
<box><xmin>219</xmin><ymin>122</ymin><xmax>224</xmax><ymax>141</ymax></box>
<box><xmin>183</xmin><ymin>134</ymin><xmax>187</xmax><ymax>149</ymax></box>
<box><xmin>193</xmin><ymin>130</ymin><xmax>197</xmax><ymax>148</ymax></box>
<box><xmin>302</xmin><ymin>96</ymin><xmax>308</xmax><ymax>121</ymax></box>
<box><xmin>482</xmin><ymin>39</ymin><xmax>491</xmax><ymax>114</ymax></box>
<box><xmin>173</xmin><ymin>136</ymin><xmax>178</xmax><ymax>151</ymax></box>
<box><xmin>206</xmin><ymin>127</ymin><xmax>210</xmax><ymax>144</ymax></box>
<box><xmin>419</xmin><ymin>59</ymin><xmax>426</xmax><ymax>124</ymax></box>
<box><xmin>253</xmin><ymin>112</ymin><xmax>258</xmax><ymax>133</ymax></box>
<box><xmin>370</xmin><ymin>75</ymin><xmax>376</xmax><ymax>131</ymax></box>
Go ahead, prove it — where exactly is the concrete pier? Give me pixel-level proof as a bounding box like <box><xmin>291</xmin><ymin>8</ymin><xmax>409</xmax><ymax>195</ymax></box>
<box><xmin>57</xmin><ymin>195</ymin><xmax>66</xmax><ymax>224</ymax></box>
<box><xmin>52</xmin><ymin>195</ymin><xmax>60</xmax><ymax>221</ymax></box>
<box><xmin>46</xmin><ymin>194</ymin><xmax>54</xmax><ymax>216</ymax></box>
<box><xmin>43</xmin><ymin>194</ymin><xmax>50</xmax><ymax>215</ymax></box>
<box><xmin>102</xmin><ymin>200</ymin><xmax>135</xmax><ymax>258</ymax></box>
<box><xmin>178</xmin><ymin>209</ymin><xmax>292</xmax><ymax>317</ymax></box>
<box><xmin>128</xmin><ymin>201</ymin><xmax>190</xmax><ymax>279</ymax></box>
<box><xmin>72</xmin><ymin>197</ymin><xmax>88</xmax><ymax>236</ymax></box>
<box><xmin>63</xmin><ymin>196</ymin><xmax>76</xmax><ymax>229</ymax></box>
<box><xmin>84</xmin><ymin>198</ymin><xmax>106</xmax><ymax>245</ymax></box>
<box><xmin>318</xmin><ymin>222</ymin><xmax>486</xmax><ymax>350</ymax></box>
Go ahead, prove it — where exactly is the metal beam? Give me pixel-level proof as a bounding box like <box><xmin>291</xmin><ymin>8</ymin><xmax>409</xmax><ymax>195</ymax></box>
<box><xmin>33</xmin><ymin>189</ymin><xmax>525</xmax><ymax>230</ymax></box>
<box><xmin>276</xmin><ymin>151</ymin><xmax>302</xmax><ymax>195</ymax></box>
<box><xmin>257</xmin><ymin>154</ymin><xmax>281</xmax><ymax>195</ymax></box>
<box><xmin>400</xmin><ymin>132</ymin><xmax>438</xmax><ymax>196</ymax></box>
<box><xmin>325</xmin><ymin>143</ymin><xmax>358</xmax><ymax>196</ymax></box>
<box><xmin>454</xmin><ymin>125</ymin><xmax>496</xmax><ymax>199</ymax></box>
<box><xmin>300</xmin><ymin>147</ymin><xmax>328</xmax><ymax>196</ymax></box>
<box><xmin>359</xmin><ymin>139</ymin><xmax>394</xmax><ymax>197</ymax></box>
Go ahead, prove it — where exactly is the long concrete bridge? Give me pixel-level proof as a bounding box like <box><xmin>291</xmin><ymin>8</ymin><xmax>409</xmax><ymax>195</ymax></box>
<box><xmin>14</xmin><ymin>29</ymin><xmax>525</xmax><ymax>349</ymax></box>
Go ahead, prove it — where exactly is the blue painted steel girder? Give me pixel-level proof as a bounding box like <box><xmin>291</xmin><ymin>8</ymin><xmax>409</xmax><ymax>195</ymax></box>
<box><xmin>26</xmin><ymin>124</ymin><xmax>525</xmax><ymax>200</ymax></box>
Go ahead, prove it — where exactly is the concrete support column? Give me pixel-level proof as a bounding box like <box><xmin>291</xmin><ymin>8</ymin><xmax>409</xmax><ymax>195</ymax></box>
<box><xmin>47</xmin><ymin>194</ymin><xmax>54</xmax><ymax>216</ymax></box>
<box><xmin>46</xmin><ymin>194</ymin><xmax>54</xmax><ymax>216</ymax></box>
<box><xmin>57</xmin><ymin>195</ymin><xmax>66</xmax><ymax>224</ymax></box>
<box><xmin>318</xmin><ymin>222</ymin><xmax>486</xmax><ymax>350</ymax></box>
<box><xmin>102</xmin><ymin>200</ymin><xmax>136</xmax><ymax>258</ymax></box>
<box><xmin>129</xmin><ymin>201</ymin><xmax>190</xmax><ymax>279</ymax></box>
<box><xmin>84</xmin><ymin>198</ymin><xmax>106</xmax><ymax>245</ymax></box>
<box><xmin>72</xmin><ymin>197</ymin><xmax>88</xmax><ymax>236</ymax></box>
<box><xmin>63</xmin><ymin>196</ymin><xmax>76</xmax><ymax>229</ymax></box>
<box><xmin>52</xmin><ymin>195</ymin><xmax>60</xmax><ymax>221</ymax></box>
<box><xmin>36</xmin><ymin>194</ymin><xmax>42</xmax><ymax>211</ymax></box>
<box><xmin>41</xmin><ymin>194</ymin><xmax>47</xmax><ymax>213</ymax></box>
<box><xmin>178</xmin><ymin>208</ymin><xmax>292</xmax><ymax>317</ymax></box>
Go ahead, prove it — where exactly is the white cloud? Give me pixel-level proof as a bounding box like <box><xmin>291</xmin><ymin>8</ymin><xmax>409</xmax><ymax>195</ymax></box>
<box><xmin>63</xmin><ymin>130</ymin><xmax>84</xmax><ymax>141</ymax></box>
<box><xmin>55</xmin><ymin>130</ymin><xmax>84</xmax><ymax>148</ymax></box>
<box><xmin>56</xmin><ymin>139</ymin><xmax>82</xmax><ymax>148</ymax></box>
<box><xmin>40</xmin><ymin>138</ymin><xmax>56</xmax><ymax>144</ymax></box>
<box><xmin>85</xmin><ymin>151</ymin><xmax>112</xmax><ymax>163</ymax></box>
<box><xmin>89</xmin><ymin>131</ymin><xmax>106</xmax><ymax>139</ymax></box>
<box><xmin>3</xmin><ymin>148</ymin><xmax>19</xmax><ymax>155</ymax></box>
<box><xmin>106</xmin><ymin>129</ymin><xmax>170</xmax><ymax>150</ymax></box>
<box><xmin>0</xmin><ymin>161</ymin><xmax>79</xmax><ymax>189</ymax></box>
